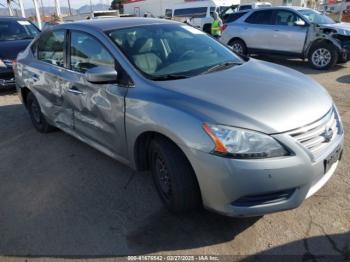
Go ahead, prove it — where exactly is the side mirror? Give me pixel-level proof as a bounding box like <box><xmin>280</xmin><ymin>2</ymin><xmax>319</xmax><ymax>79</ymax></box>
<box><xmin>85</xmin><ymin>65</ymin><xmax>118</xmax><ymax>84</ymax></box>
<box><xmin>294</xmin><ymin>20</ymin><xmax>307</xmax><ymax>27</ymax></box>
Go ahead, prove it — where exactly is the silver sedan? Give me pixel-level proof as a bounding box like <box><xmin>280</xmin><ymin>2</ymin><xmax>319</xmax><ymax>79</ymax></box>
<box><xmin>15</xmin><ymin>18</ymin><xmax>344</xmax><ymax>217</ymax></box>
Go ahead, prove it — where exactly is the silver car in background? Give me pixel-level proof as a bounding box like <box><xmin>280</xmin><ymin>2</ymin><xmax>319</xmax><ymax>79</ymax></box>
<box><xmin>220</xmin><ymin>7</ymin><xmax>350</xmax><ymax>70</ymax></box>
<box><xmin>15</xmin><ymin>18</ymin><xmax>344</xmax><ymax>217</ymax></box>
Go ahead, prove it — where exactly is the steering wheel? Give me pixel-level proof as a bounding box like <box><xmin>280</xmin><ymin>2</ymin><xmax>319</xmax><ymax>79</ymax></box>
<box><xmin>178</xmin><ymin>50</ymin><xmax>196</xmax><ymax>60</ymax></box>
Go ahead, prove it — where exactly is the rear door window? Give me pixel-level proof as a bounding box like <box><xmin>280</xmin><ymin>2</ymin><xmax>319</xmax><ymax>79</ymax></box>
<box><xmin>245</xmin><ymin>10</ymin><xmax>274</xmax><ymax>24</ymax></box>
<box><xmin>37</xmin><ymin>30</ymin><xmax>65</xmax><ymax>67</ymax></box>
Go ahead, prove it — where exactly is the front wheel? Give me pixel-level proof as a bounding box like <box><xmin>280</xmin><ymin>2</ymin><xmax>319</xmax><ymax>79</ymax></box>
<box><xmin>149</xmin><ymin>137</ymin><xmax>201</xmax><ymax>213</ymax></box>
<box><xmin>308</xmin><ymin>43</ymin><xmax>338</xmax><ymax>70</ymax></box>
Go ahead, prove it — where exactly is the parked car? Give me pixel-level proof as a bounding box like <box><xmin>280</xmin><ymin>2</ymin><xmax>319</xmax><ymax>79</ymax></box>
<box><xmin>15</xmin><ymin>18</ymin><xmax>344</xmax><ymax>217</ymax></box>
<box><xmin>0</xmin><ymin>16</ymin><xmax>40</xmax><ymax>88</ymax></box>
<box><xmin>220</xmin><ymin>7</ymin><xmax>350</xmax><ymax>70</ymax></box>
<box><xmin>237</xmin><ymin>2</ymin><xmax>272</xmax><ymax>11</ymax></box>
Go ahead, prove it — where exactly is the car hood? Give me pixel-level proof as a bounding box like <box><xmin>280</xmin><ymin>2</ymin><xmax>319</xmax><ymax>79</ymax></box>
<box><xmin>157</xmin><ymin>59</ymin><xmax>333</xmax><ymax>134</ymax></box>
<box><xmin>320</xmin><ymin>22</ymin><xmax>350</xmax><ymax>33</ymax></box>
<box><xmin>0</xmin><ymin>39</ymin><xmax>32</xmax><ymax>59</ymax></box>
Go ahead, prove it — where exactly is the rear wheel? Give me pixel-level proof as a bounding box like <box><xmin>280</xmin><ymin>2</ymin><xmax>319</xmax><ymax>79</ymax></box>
<box><xmin>27</xmin><ymin>92</ymin><xmax>55</xmax><ymax>133</ymax></box>
<box><xmin>308</xmin><ymin>42</ymin><xmax>338</xmax><ymax>70</ymax></box>
<box><xmin>229</xmin><ymin>39</ymin><xmax>247</xmax><ymax>56</ymax></box>
<box><xmin>149</xmin><ymin>137</ymin><xmax>201</xmax><ymax>213</ymax></box>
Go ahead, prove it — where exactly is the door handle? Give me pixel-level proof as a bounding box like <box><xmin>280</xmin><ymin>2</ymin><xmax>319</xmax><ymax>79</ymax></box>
<box><xmin>68</xmin><ymin>86</ymin><xmax>83</xmax><ymax>95</ymax></box>
<box><xmin>32</xmin><ymin>74</ymin><xmax>39</xmax><ymax>82</ymax></box>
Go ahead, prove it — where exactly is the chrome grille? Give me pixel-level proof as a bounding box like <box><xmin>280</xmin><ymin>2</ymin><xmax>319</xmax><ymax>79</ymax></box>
<box><xmin>288</xmin><ymin>108</ymin><xmax>342</xmax><ymax>157</ymax></box>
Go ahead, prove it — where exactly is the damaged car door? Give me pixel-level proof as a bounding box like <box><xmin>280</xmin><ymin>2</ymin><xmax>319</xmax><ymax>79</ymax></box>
<box><xmin>270</xmin><ymin>9</ymin><xmax>308</xmax><ymax>54</ymax></box>
<box><xmin>62</xmin><ymin>30</ymin><xmax>127</xmax><ymax>158</ymax></box>
<box><xmin>30</xmin><ymin>30</ymin><xmax>74</xmax><ymax>130</ymax></box>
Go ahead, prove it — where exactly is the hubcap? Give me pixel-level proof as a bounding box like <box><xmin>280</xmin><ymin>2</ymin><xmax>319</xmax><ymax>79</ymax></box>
<box><xmin>155</xmin><ymin>155</ymin><xmax>172</xmax><ymax>200</ymax></box>
<box><xmin>312</xmin><ymin>48</ymin><xmax>331</xmax><ymax>67</ymax></box>
<box><xmin>31</xmin><ymin>101</ymin><xmax>41</xmax><ymax>123</ymax></box>
<box><xmin>232</xmin><ymin>42</ymin><xmax>243</xmax><ymax>54</ymax></box>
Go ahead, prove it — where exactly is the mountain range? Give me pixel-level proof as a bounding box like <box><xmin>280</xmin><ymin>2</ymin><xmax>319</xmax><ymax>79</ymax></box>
<box><xmin>0</xmin><ymin>3</ymin><xmax>110</xmax><ymax>17</ymax></box>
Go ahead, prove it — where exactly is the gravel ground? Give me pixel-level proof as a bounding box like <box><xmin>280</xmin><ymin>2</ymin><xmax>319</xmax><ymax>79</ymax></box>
<box><xmin>0</xmin><ymin>57</ymin><xmax>349</xmax><ymax>261</ymax></box>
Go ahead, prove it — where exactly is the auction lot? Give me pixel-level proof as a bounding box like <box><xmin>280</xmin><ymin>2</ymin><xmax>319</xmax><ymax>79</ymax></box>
<box><xmin>0</xmin><ymin>57</ymin><xmax>349</xmax><ymax>260</ymax></box>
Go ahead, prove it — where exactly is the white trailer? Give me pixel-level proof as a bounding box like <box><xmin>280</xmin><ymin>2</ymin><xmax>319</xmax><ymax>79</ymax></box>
<box><xmin>123</xmin><ymin>0</ymin><xmax>184</xmax><ymax>18</ymax></box>
<box><xmin>123</xmin><ymin>0</ymin><xmax>238</xmax><ymax>18</ymax></box>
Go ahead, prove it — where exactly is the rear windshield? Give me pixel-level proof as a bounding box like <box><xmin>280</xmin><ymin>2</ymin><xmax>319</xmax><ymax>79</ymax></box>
<box><xmin>0</xmin><ymin>20</ymin><xmax>39</xmax><ymax>41</ymax></box>
<box><xmin>226</xmin><ymin>12</ymin><xmax>248</xmax><ymax>23</ymax></box>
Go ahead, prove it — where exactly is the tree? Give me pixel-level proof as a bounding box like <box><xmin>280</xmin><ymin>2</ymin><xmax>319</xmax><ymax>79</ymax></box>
<box><xmin>110</xmin><ymin>0</ymin><xmax>123</xmax><ymax>13</ymax></box>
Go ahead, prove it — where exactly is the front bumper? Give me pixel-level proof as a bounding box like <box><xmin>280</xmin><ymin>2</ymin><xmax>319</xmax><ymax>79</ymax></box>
<box><xmin>185</xmin><ymin>130</ymin><xmax>344</xmax><ymax>217</ymax></box>
<box><xmin>0</xmin><ymin>69</ymin><xmax>15</xmax><ymax>88</ymax></box>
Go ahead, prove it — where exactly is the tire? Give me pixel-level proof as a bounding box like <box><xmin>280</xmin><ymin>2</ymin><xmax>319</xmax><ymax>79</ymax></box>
<box><xmin>229</xmin><ymin>39</ymin><xmax>247</xmax><ymax>56</ymax></box>
<box><xmin>27</xmin><ymin>92</ymin><xmax>55</xmax><ymax>133</ymax></box>
<box><xmin>337</xmin><ymin>53</ymin><xmax>348</xmax><ymax>64</ymax></box>
<box><xmin>308</xmin><ymin>42</ymin><xmax>338</xmax><ymax>70</ymax></box>
<box><xmin>203</xmin><ymin>23</ymin><xmax>211</xmax><ymax>35</ymax></box>
<box><xmin>149</xmin><ymin>137</ymin><xmax>201</xmax><ymax>213</ymax></box>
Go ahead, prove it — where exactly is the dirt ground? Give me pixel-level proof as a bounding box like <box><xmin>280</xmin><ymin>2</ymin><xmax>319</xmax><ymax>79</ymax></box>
<box><xmin>0</xmin><ymin>57</ymin><xmax>349</xmax><ymax>261</ymax></box>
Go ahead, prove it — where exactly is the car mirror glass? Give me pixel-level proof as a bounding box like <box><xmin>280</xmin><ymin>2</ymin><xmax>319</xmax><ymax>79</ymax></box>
<box><xmin>85</xmin><ymin>65</ymin><xmax>118</xmax><ymax>84</ymax></box>
<box><xmin>294</xmin><ymin>20</ymin><xmax>306</xmax><ymax>26</ymax></box>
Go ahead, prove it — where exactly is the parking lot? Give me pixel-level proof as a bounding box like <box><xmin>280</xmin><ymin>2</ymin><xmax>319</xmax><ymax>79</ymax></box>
<box><xmin>0</xmin><ymin>57</ymin><xmax>349</xmax><ymax>260</ymax></box>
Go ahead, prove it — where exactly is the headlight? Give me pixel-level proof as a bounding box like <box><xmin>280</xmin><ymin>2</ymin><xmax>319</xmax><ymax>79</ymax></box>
<box><xmin>203</xmin><ymin>123</ymin><xmax>289</xmax><ymax>159</ymax></box>
<box><xmin>339</xmin><ymin>29</ymin><xmax>350</xmax><ymax>36</ymax></box>
<box><xmin>0</xmin><ymin>59</ymin><xmax>6</xmax><ymax>68</ymax></box>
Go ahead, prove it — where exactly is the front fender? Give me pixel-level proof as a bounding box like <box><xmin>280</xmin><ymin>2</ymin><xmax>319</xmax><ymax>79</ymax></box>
<box><xmin>124</xmin><ymin>89</ymin><xmax>214</xmax><ymax>169</ymax></box>
<box><xmin>304</xmin><ymin>24</ymin><xmax>343</xmax><ymax>56</ymax></box>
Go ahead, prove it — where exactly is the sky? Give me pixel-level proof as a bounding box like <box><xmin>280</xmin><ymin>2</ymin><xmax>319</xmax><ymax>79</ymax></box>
<box><xmin>15</xmin><ymin>0</ymin><xmax>111</xmax><ymax>9</ymax></box>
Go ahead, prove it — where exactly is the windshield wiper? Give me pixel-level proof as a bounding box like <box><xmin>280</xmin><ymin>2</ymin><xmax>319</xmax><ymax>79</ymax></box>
<box><xmin>149</xmin><ymin>74</ymin><xmax>190</xmax><ymax>81</ymax></box>
<box><xmin>201</xmin><ymin>61</ymin><xmax>241</xmax><ymax>75</ymax></box>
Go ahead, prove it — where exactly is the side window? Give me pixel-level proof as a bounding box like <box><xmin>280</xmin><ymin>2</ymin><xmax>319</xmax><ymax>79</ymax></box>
<box><xmin>245</xmin><ymin>10</ymin><xmax>274</xmax><ymax>24</ymax></box>
<box><xmin>226</xmin><ymin>12</ymin><xmax>247</xmax><ymax>23</ymax></box>
<box><xmin>173</xmin><ymin>7</ymin><xmax>208</xmax><ymax>18</ymax></box>
<box><xmin>274</xmin><ymin>10</ymin><xmax>302</xmax><ymax>26</ymax></box>
<box><xmin>37</xmin><ymin>30</ymin><xmax>65</xmax><ymax>67</ymax></box>
<box><xmin>165</xmin><ymin>9</ymin><xmax>172</xmax><ymax>18</ymax></box>
<box><xmin>70</xmin><ymin>31</ymin><xmax>114</xmax><ymax>73</ymax></box>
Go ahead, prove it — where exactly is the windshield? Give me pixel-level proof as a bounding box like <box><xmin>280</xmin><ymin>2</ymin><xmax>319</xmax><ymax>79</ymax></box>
<box><xmin>298</xmin><ymin>9</ymin><xmax>335</xmax><ymax>24</ymax></box>
<box><xmin>108</xmin><ymin>24</ymin><xmax>243</xmax><ymax>80</ymax></box>
<box><xmin>0</xmin><ymin>20</ymin><xmax>39</xmax><ymax>41</ymax></box>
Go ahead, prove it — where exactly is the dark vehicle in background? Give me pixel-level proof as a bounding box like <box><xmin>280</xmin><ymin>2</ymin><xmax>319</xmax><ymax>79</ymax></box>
<box><xmin>0</xmin><ymin>17</ymin><xmax>39</xmax><ymax>88</ymax></box>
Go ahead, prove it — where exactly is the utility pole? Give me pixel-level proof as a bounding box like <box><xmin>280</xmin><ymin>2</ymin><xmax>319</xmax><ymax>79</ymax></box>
<box><xmin>18</xmin><ymin>0</ymin><xmax>26</xmax><ymax>17</ymax></box>
<box><xmin>6</xmin><ymin>0</ymin><xmax>14</xmax><ymax>16</ymax></box>
<box><xmin>40</xmin><ymin>0</ymin><xmax>45</xmax><ymax>17</ymax></box>
<box><xmin>55</xmin><ymin>0</ymin><xmax>61</xmax><ymax>18</ymax></box>
<box><xmin>32</xmin><ymin>0</ymin><xmax>42</xmax><ymax>29</ymax></box>
<box><xmin>67</xmin><ymin>0</ymin><xmax>72</xmax><ymax>16</ymax></box>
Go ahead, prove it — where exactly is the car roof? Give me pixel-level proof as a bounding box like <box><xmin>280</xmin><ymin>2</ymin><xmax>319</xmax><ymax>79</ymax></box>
<box><xmin>0</xmin><ymin>16</ymin><xmax>28</xmax><ymax>21</ymax></box>
<box><xmin>244</xmin><ymin>6</ymin><xmax>312</xmax><ymax>11</ymax></box>
<box><xmin>55</xmin><ymin>17</ymin><xmax>179</xmax><ymax>32</ymax></box>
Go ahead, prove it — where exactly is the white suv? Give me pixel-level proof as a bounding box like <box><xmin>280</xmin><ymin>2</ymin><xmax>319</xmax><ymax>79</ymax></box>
<box><xmin>220</xmin><ymin>7</ymin><xmax>350</xmax><ymax>69</ymax></box>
